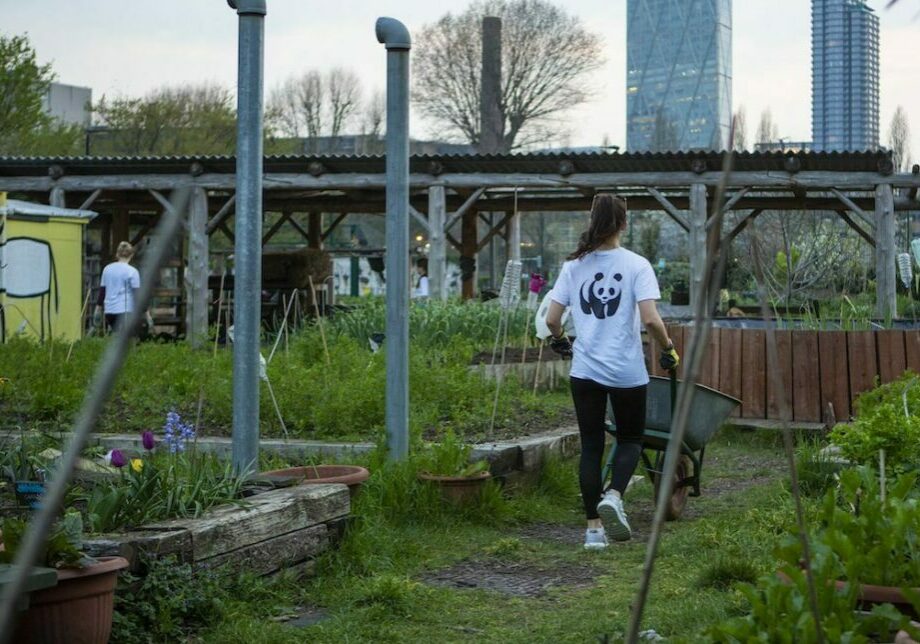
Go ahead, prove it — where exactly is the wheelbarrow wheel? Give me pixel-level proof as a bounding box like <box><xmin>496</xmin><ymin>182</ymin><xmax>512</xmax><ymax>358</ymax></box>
<box><xmin>650</xmin><ymin>455</ymin><xmax>692</xmax><ymax>521</ymax></box>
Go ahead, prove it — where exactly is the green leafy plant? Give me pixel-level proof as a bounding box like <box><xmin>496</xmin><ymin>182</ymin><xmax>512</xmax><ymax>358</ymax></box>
<box><xmin>418</xmin><ymin>428</ymin><xmax>489</xmax><ymax>478</ymax></box>
<box><xmin>0</xmin><ymin>510</ymin><xmax>88</xmax><ymax>569</ymax></box>
<box><xmin>830</xmin><ymin>373</ymin><xmax>920</xmax><ymax>473</ymax></box>
<box><xmin>795</xmin><ymin>439</ymin><xmax>844</xmax><ymax>498</ymax></box>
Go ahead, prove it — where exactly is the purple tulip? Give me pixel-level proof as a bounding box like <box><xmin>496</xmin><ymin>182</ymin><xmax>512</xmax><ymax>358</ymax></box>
<box><xmin>141</xmin><ymin>431</ymin><xmax>155</xmax><ymax>451</ymax></box>
<box><xmin>109</xmin><ymin>449</ymin><xmax>127</xmax><ymax>468</ymax></box>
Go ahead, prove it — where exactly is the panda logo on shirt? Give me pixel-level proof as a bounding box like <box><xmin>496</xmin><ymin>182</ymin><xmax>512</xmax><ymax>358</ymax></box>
<box><xmin>579</xmin><ymin>272</ymin><xmax>623</xmax><ymax>320</ymax></box>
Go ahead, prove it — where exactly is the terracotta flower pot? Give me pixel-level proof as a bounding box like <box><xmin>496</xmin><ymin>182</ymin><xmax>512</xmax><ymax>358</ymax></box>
<box><xmin>14</xmin><ymin>556</ymin><xmax>128</xmax><ymax>644</ymax></box>
<box><xmin>260</xmin><ymin>465</ymin><xmax>370</xmax><ymax>498</ymax></box>
<box><xmin>418</xmin><ymin>471</ymin><xmax>492</xmax><ymax>504</ymax></box>
<box><xmin>778</xmin><ymin>570</ymin><xmax>920</xmax><ymax>618</ymax></box>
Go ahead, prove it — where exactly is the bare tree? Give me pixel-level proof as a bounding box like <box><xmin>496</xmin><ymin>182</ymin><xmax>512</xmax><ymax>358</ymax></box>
<box><xmin>327</xmin><ymin>67</ymin><xmax>361</xmax><ymax>140</ymax></box>
<box><xmin>756</xmin><ymin>109</ymin><xmax>779</xmax><ymax>145</ymax></box>
<box><xmin>732</xmin><ymin>107</ymin><xmax>748</xmax><ymax>151</ymax></box>
<box><xmin>358</xmin><ymin>89</ymin><xmax>386</xmax><ymax>154</ymax></box>
<box><xmin>888</xmin><ymin>106</ymin><xmax>912</xmax><ymax>172</ymax></box>
<box><xmin>413</xmin><ymin>0</ymin><xmax>604</xmax><ymax>151</ymax></box>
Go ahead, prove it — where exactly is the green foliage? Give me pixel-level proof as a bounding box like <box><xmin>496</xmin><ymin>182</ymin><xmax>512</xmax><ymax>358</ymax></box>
<box><xmin>0</xmin><ymin>34</ymin><xmax>55</xmax><ymax>154</ymax></box>
<box><xmin>0</xmin><ymin>316</ymin><xmax>568</xmax><ymax>442</ymax></box>
<box><xmin>696</xmin><ymin>556</ymin><xmax>759</xmax><ymax>590</ymax></box>
<box><xmin>354</xmin><ymin>574</ymin><xmax>428</xmax><ymax>616</ymax></box>
<box><xmin>111</xmin><ymin>556</ymin><xmax>228</xmax><ymax>643</ymax></box>
<box><xmin>656</xmin><ymin>261</ymin><xmax>690</xmax><ymax>293</ymax></box>
<box><xmin>830</xmin><ymin>372</ymin><xmax>920</xmax><ymax>473</ymax></box>
<box><xmin>418</xmin><ymin>428</ymin><xmax>489</xmax><ymax>477</ymax></box>
<box><xmin>92</xmin><ymin>84</ymin><xmax>236</xmax><ymax>156</ymax></box>
<box><xmin>795</xmin><ymin>439</ymin><xmax>843</xmax><ymax>498</ymax></box>
<box><xmin>0</xmin><ymin>510</ymin><xmax>86</xmax><ymax>569</ymax></box>
<box><xmin>708</xmin><ymin>467</ymin><xmax>920</xmax><ymax>642</ymax></box>
<box><xmin>637</xmin><ymin>217</ymin><xmax>661</xmax><ymax>264</ymax></box>
<box><xmin>82</xmin><ymin>449</ymin><xmax>245</xmax><ymax>533</ymax></box>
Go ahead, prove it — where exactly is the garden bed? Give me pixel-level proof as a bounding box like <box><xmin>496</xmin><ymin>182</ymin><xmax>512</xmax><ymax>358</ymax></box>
<box><xmin>83</xmin><ymin>483</ymin><xmax>349</xmax><ymax>576</ymax></box>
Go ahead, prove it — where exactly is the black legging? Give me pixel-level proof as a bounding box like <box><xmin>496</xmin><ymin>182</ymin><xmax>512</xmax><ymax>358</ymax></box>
<box><xmin>570</xmin><ymin>377</ymin><xmax>646</xmax><ymax>520</ymax></box>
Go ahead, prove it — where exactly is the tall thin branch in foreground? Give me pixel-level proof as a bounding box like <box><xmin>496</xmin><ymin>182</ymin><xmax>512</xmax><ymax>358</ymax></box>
<box><xmin>750</xmin><ymin>233</ymin><xmax>825</xmax><ymax>643</ymax></box>
<box><xmin>626</xmin><ymin>145</ymin><xmax>735</xmax><ymax>642</ymax></box>
<box><xmin>0</xmin><ymin>188</ymin><xmax>192</xmax><ymax>643</ymax></box>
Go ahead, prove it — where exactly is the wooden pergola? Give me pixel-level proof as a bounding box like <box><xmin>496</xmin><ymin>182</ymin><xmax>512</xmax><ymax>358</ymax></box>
<box><xmin>1</xmin><ymin>150</ymin><xmax>917</xmax><ymax>341</ymax></box>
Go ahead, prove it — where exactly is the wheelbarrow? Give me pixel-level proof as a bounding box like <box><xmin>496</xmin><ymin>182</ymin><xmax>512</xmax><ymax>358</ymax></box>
<box><xmin>602</xmin><ymin>371</ymin><xmax>740</xmax><ymax>520</ymax></box>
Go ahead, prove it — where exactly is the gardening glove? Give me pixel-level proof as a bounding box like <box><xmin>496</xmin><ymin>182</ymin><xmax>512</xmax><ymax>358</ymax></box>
<box><xmin>659</xmin><ymin>344</ymin><xmax>680</xmax><ymax>371</ymax></box>
<box><xmin>92</xmin><ymin>306</ymin><xmax>103</xmax><ymax>328</ymax></box>
<box><xmin>550</xmin><ymin>334</ymin><xmax>573</xmax><ymax>359</ymax></box>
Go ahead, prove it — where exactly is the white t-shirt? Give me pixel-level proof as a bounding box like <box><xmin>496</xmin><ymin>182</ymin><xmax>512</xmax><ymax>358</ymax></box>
<box><xmin>549</xmin><ymin>247</ymin><xmax>661</xmax><ymax>388</ymax></box>
<box><xmin>413</xmin><ymin>275</ymin><xmax>430</xmax><ymax>298</ymax></box>
<box><xmin>100</xmin><ymin>261</ymin><xmax>141</xmax><ymax>314</ymax></box>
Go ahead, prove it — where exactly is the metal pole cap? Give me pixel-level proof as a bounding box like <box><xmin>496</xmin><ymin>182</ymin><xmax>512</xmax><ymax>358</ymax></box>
<box><xmin>227</xmin><ymin>0</ymin><xmax>266</xmax><ymax>15</ymax></box>
<box><xmin>376</xmin><ymin>17</ymin><xmax>411</xmax><ymax>50</ymax></box>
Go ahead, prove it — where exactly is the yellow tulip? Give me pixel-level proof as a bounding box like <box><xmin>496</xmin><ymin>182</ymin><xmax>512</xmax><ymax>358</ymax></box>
<box><xmin>131</xmin><ymin>459</ymin><xmax>144</xmax><ymax>473</ymax></box>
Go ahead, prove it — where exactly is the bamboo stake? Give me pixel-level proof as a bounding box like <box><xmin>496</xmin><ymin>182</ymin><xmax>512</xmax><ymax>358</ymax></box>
<box><xmin>66</xmin><ymin>289</ymin><xmax>93</xmax><ymax>362</ymax></box>
<box><xmin>268</xmin><ymin>289</ymin><xmax>296</xmax><ymax>363</ymax></box>
<box><xmin>880</xmin><ymin>449</ymin><xmax>886</xmax><ymax>502</ymax></box>
<box><xmin>213</xmin><ymin>270</ymin><xmax>226</xmax><ymax>357</ymax></box>
<box><xmin>532</xmin><ymin>339</ymin><xmax>545</xmax><ymax>395</ymax></box>
<box><xmin>308</xmin><ymin>276</ymin><xmax>330</xmax><ymax>366</ymax></box>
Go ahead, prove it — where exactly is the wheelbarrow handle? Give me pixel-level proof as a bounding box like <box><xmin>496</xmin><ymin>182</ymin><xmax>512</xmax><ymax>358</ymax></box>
<box><xmin>669</xmin><ymin>368</ymin><xmax>678</xmax><ymax>417</ymax></box>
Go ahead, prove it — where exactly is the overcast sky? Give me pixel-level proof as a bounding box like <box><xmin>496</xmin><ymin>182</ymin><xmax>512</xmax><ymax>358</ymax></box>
<box><xmin>5</xmin><ymin>0</ymin><xmax>919</xmax><ymax>158</ymax></box>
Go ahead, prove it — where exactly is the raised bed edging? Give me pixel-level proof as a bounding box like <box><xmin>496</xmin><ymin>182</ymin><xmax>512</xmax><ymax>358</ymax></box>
<box><xmin>83</xmin><ymin>483</ymin><xmax>349</xmax><ymax>577</ymax></box>
<box><xmin>471</xmin><ymin>360</ymin><xmax>570</xmax><ymax>392</ymax></box>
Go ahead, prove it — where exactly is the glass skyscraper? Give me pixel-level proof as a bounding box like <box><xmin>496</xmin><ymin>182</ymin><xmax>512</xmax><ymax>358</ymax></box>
<box><xmin>626</xmin><ymin>0</ymin><xmax>732</xmax><ymax>152</ymax></box>
<box><xmin>811</xmin><ymin>0</ymin><xmax>879</xmax><ymax>151</ymax></box>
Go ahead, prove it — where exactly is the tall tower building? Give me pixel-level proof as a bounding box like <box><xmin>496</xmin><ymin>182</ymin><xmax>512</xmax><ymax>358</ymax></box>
<box><xmin>812</xmin><ymin>0</ymin><xmax>879</xmax><ymax>151</ymax></box>
<box><xmin>626</xmin><ymin>0</ymin><xmax>732</xmax><ymax>152</ymax></box>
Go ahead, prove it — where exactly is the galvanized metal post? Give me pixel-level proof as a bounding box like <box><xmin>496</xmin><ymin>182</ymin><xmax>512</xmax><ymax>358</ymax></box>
<box><xmin>230</xmin><ymin>0</ymin><xmax>266</xmax><ymax>474</ymax></box>
<box><xmin>376</xmin><ymin>17</ymin><xmax>411</xmax><ymax>460</ymax></box>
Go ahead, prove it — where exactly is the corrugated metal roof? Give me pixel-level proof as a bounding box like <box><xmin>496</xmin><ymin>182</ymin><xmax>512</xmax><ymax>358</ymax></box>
<box><xmin>0</xmin><ymin>150</ymin><xmax>893</xmax><ymax>177</ymax></box>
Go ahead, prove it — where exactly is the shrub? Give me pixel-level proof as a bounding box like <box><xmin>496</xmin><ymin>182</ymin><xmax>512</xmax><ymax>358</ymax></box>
<box><xmin>829</xmin><ymin>372</ymin><xmax>920</xmax><ymax>473</ymax></box>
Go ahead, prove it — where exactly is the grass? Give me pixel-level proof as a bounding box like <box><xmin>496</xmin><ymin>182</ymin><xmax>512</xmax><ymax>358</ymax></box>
<box><xmin>179</xmin><ymin>428</ymin><xmax>800</xmax><ymax>643</ymax></box>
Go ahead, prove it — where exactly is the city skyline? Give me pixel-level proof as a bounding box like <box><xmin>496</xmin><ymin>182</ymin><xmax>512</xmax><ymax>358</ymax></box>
<box><xmin>626</xmin><ymin>0</ymin><xmax>732</xmax><ymax>151</ymax></box>
<box><xmin>812</xmin><ymin>0</ymin><xmax>880</xmax><ymax>151</ymax></box>
<box><xmin>4</xmin><ymin>0</ymin><xmax>918</xmax><ymax>158</ymax></box>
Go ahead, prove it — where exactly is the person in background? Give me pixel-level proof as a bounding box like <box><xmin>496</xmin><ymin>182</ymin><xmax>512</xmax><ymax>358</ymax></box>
<box><xmin>527</xmin><ymin>272</ymin><xmax>547</xmax><ymax>310</ymax></box>
<box><xmin>94</xmin><ymin>241</ymin><xmax>153</xmax><ymax>334</ymax></box>
<box><xmin>545</xmin><ymin>194</ymin><xmax>679</xmax><ymax>550</ymax></box>
<box><xmin>413</xmin><ymin>257</ymin><xmax>430</xmax><ymax>299</ymax></box>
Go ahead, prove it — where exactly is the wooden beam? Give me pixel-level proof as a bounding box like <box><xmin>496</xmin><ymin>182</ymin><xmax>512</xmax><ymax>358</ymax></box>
<box><xmin>206</xmin><ymin>194</ymin><xmax>237</xmax><ymax>234</ymax></box>
<box><xmin>186</xmin><ymin>187</ymin><xmax>209</xmax><ymax>347</ymax></box>
<box><xmin>129</xmin><ymin>218</ymin><xmax>157</xmax><ymax>247</ymax></box>
<box><xmin>307</xmin><ymin>212</ymin><xmax>322</xmax><ymax>248</ymax></box>
<box><xmin>476</xmin><ymin>213</ymin><xmax>512</xmax><ymax>252</ymax></box>
<box><xmin>8</xmin><ymin>171</ymin><xmax>920</xmax><ymax>194</ymax></box>
<box><xmin>216</xmin><ymin>221</ymin><xmax>235</xmax><ymax>243</ymax></box>
<box><xmin>148</xmin><ymin>189</ymin><xmax>175</xmax><ymax>214</ymax></box>
<box><xmin>428</xmin><ymin>185</ymin><xmax>448</xmax><ymax>300</ymax></box>
<box><xmin>707</xmin><ymin>188</ymin><xmax>752</xmax><ymax>231</ymax></box>
<box><xmin>446</xmin><ymin>232</ymin><xmax>461</xmax><ymax>252</ymax></box>
<box><xmin>724</xmin><ymin>209</ymin><xmax>763</xmax><ymax>245</ymax></box>
<box><xmin>689</xmin><ymin>184</ymin><xmax>707</xmax><ymax>312</ymax></box>
<box><xmin>409</xmin><ymin>205</ymin><xmax>429</xmax><ymax>231</ymax></box>
<box><xmin>321</xmin><ymin>213</ymin><xmax>348</xmax><ymax>241</ymax></box>
<box><xmin>835</xmin><ymin>210</ymin><xmax>876</xmax><ymax>248</ymax></box>
<box><xmin>831</xmin><ymin>188</ymin><xmax>875</xmax><ymax>230</ymax></box>
<box><xmin>288</xmin><ymin>215</ymin><xmax>310</xmax><ymax>240</ymax></box>
<box><xmin>444</xmin><ymin>187</ymin><xmax>487</xmax><ymax>231</ymax></box>
<box><xmin>262</xmin><ymin>211</ymin><xmax>294</xmax><ymax>246</ymax></box>
<box><xmin>646</xmin><ymin>187</ymin><xmax>690</xmax><ymax>231</ymax></box>
<box><xmin>79</xmin><ymin>188</ymin><xmax>103</xmax><ymax>211</ymax></box>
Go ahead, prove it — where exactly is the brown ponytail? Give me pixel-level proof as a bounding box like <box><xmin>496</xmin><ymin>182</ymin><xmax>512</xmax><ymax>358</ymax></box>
<box><xmin>567</xmin><ymin>194</ymin><xmax>627</xmax><ymax>261</ymax></box>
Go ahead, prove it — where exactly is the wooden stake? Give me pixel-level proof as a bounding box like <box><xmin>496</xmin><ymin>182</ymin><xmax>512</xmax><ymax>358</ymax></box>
<box><xmin>66</xmin><ymin>289</ymin><xmax>93</xmax><ymax>362</ymax></box>
<box><xmin>308</xmin><ymin>276</ymin><xmax>330</xmax><ymax>366</ymax></box>
<box><xmin>213</xmin><ymin>271</ymin><xmax>226</xmax><ymax>357</ymax></box>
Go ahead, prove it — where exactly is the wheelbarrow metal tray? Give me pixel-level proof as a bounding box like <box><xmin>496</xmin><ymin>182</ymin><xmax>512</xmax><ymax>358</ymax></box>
<box><xmin>645</xmin><ymin>376</ymin><xmax>740</xmax><ymax>450</ymax></box>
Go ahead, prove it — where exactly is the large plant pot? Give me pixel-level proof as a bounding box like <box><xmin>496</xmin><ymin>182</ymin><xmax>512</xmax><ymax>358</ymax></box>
<box><xmin>14</xmin><ymin>556</ymin><xmax>128</xmax><ymax>644</ymax></box>
<box><xmin>418</xmin><ymin>471</ymin><xmax>492</xmax><ymax>504</ymax></box>
<box><xmin>260</xmin><ymin>465</ymin><xmax>370</xmax><ymax>498</ymax></box>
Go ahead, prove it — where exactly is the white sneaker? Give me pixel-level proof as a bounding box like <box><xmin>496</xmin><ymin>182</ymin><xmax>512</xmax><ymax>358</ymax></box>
<box><xmin>583</xmin><ymin>528</ymin><xmax>608</xmax><ymax>550</ymax></box>
<box><xmin>597</xmin><ymin>491</ymin><xmax>631</xmax><ymax>541</ymax></box>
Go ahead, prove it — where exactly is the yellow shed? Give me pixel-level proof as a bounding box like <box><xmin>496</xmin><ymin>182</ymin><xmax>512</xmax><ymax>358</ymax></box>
<box><xmin>0</xmin><ymin>193</ymin><xmax>97</xmax><ymax>342</ymax></box>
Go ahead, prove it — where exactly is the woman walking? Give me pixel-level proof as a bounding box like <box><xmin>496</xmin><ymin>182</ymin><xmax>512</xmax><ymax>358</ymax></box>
<box><xmin>94</xmin><ymin>241</ymin><xmax>153</xmax><ymax>335</ymax></box>
<box><xmin>545</xmin><ymin>194</ymin><xmax>679</xmax><ymax>549</ymax></box>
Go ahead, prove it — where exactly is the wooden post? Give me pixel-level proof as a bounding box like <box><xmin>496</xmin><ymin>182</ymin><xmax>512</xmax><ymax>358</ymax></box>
<box><xmin>428</xmin><ymin>185</ymin><xmax>447</xmax><ymax>300</ymax></box>
<box><xmin>308</xmin><ymin>212</ymin><xmax>322</xmax><ymax>249</ymax></box>
<box><xmin>461</xmin><ymin>210</ymin><xmax>478</xmax><ymax>300</ymax></box>
<box><xmin>186</xmin><ymin>187</ymin><xmax>209</xmax><ymax>347</ymax></box>
<box><xmin>111</xmin><ymin>209</ymin><xmax>130</xmax><ymax>250</ymax></box>
<box><xmin>480</xmin><ymin>17</ymin><xmax>503</xmax><ymax>153</ymax></box>
<box><xmin>689</xmin><ymin>184</ymin><xmax>707</xmax><ymax>312</ymax></box>
<box><xmin>49</xmin><ymin>187</ymin><xmax>66</xmax><ymax>208</ymax></box>
<box><xmin>508</xmin><ymin>208</ymin><xmax>521</xmax><ymax>263</ymax></box>
<box><xmin>875</xmin><ymin>183</ymin><xmax>896</xmax><ymax>319</ymax></box>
